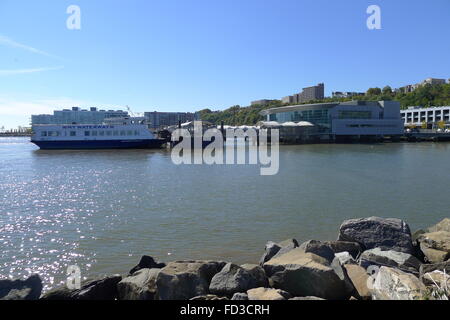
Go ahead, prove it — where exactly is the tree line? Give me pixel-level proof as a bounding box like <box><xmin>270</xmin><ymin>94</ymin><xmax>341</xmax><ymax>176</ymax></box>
<box><xmin>197</xmin><ymin>83</ymin><xmax>450</xmax><ymax>126</ymax></box>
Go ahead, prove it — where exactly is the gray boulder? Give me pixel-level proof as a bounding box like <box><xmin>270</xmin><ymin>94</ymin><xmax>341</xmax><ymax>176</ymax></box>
<box><xmin>419</xmin><ymin>260</ymin><xmax>450</xmax><ymax>279</ymax></box>
<box><xmin>155</xmin><ymin>260</ymin><xmax>226</xmax><ymax>300</ymax></box>
<box><xmin>338</xmin><ymin>217</ymin><xmax>413</xmax><ymax>254</ymax></box>
<box><xmin>117</xmin><ymin>268</ymin><xmax>160</xmax><ymax>300</ymax></box>
<box><xmin>209</xmin><ymin>263</ymin><xmax>267</xmax><ymax>296</ymax></box>
<box><xmin>259</xmin><ymin>239</ymin><xmax>299</xmax><ymax>265</ymax></box>
<box><xmin>41</xmin><ymin>275</ymin><xmax>122</xmax><ymax>300</ymax></box>
<box><xmin>231</xmin><ymin>292</ymin><xmax>249</xmax><ymax>300</ymax></box>
<box><xmin>417</xmin><ymin>231</ymin><xmax>450</xmax><ymax>263</ymax></box>
<box><xmin>324</xmin><ymin>241</ymin><xmax>363</xmax><ymax>259</ymax></box>
<box><xmin>371</xmin><ymin>266</ymin><xmax>426</xmax><ymax>300</ymax></box>
<box><xmin>129</xmin><ymin>255</ymin><xmax>166</xmax><ymax>275</ymax></box>
<box><xmin>241</xmin><ymin>264</ymin><xmax>269</xmax><ymax>287</ymax></box>
<box><xmin>359</xmin><ymin>248</ymin><xmax>422</xmax><ymax>275</ymax></box>
<box><xmin>263</xmin><ymin>248</ymin><xmax>349</xmax><ymax>300</ymax></box>
<box><xmin>299</xmin><ymin>240</ymin><xmax>335</xmax><ymax>262</ymax></box>
<box><xmin>247</xmin><ymin>287</ymin><xmax>291</xmax><ymax>300</ymax></box>
<box><xmin>259</xmin><ymin>241</ymin><xmax>281</xmax><ymax>265</ymax></box>
<box><xmin>0</xmin><ymin>275</ymin><xmax>43</xmax><ymax>300</ymax></box>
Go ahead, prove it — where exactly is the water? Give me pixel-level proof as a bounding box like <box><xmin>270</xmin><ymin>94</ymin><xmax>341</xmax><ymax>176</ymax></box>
<box><xmin>1</xmin><ymin>137</ymin><xmax>449</xmax><ymax>290</ymax></box>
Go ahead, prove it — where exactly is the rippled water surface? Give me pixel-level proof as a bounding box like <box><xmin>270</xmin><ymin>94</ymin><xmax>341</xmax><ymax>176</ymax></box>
<box><xmin>1</xmin><ymin>137</ymin><xmax>449</xmax><ymax>290</ymax></box>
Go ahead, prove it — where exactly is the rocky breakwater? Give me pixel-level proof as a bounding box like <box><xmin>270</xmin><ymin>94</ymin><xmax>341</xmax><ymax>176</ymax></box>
<box><xmin>1</xmin><ymin>217</ymin><xmax>449</xmax><ymax>301</ymax></box>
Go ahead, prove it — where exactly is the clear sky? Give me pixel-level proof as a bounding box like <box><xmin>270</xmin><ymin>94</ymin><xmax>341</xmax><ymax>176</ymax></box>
<box><xmin>0</xmin><ymin>0</ymin><xmax>449</xmax><ymax>128</ymax></box>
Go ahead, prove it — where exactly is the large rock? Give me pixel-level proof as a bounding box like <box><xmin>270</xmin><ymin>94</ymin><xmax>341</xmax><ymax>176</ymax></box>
<box><xmin>129</xmin><ymin>255</ymin><xmax>166</xmax><ymax>275</ymax></box>
<box><xmin>259</xmin><ymin>241</ymin><xmax>281</xmax><ymax>265</ymax></box>
<box><xmin>359</xmin><ymin>248</ymin><xmax>421</xmax><ymax>274</ymax></box>
<box><xmin>0</xmin><ymin>275</ymin><xmax>43</xmax><ymax>300</ymax></box>
<box><xmin>241</xmin><ymin>264</ymin><xmax>269</xmax><ymax>288</ymax></box>
<box><xmin>268</xmin><ymin>239</ymin><xmax>300</xmax><ymax>261</ymax></box>
<box><xmin>324</xmin><ymin>241</ymin><xmax>363</xmax><ymax>259</ymax></box>
<box><xmin>298</xmin><ymin>240</ymin><xmax>335</xmax><ymax>262</ymax></box>
<box><xmin>263</xmin><ymin>248</ymin><xmax>348</xmax><ymax>300</ymax></box>
<box><xmin>417</xmin><ymin>231</ymin><xmax>450</xmax><ymax>263</ymax></box>
<box><xmin>427</xmin><ymin>218</ymin><xmax>450</xmax><ymax>233</ymax></box>
<box><xmin>155</xmin><ymin>260</ymin><xmax>225</xmax><ymax>300</ymax></box>
<box><xmin>231</xmin><ymin>292</ymin><xmax>248</xmax><ymax>300</ymax></box>
<box><xmin>343</xmin><ymin>264</ymin><xmax>371</xmax><ymax>300</ymax></box>
<box><xmin>247</xmin><ymin>287</ymin><xmax>291</xmax><ymax>300</ymax></box>
<box><xmin>371</xmin><ymin>267</ymin><xmax>426</xmax><ymax>300</ymax></box>
<box><xmin>41</xmin><ymin>275</ymin><xmax>122</xmax><ymax>300</ymax></box>
<box><xmin>209</xmin><ymin>263</ymin><xmax>267</xmax><ymax>296</ymax></box>
<box><xmin>117</xmin><ymin>268</ymin><xmax>160</xmax><ymax>300</ymax></box>
<box><xmin>421</xmin><ymin>270</ymin><xmax>450</xmax><ymax>288</ymax></box>
<box><xmin>338</xmin><ymin>217</ymin><xmax>413</xmax><ymax>254</ymax></box>
<box><xmin>419</xmin><ymin>260</ymin><xmax>450</xmax><ymax>278</ymax></box>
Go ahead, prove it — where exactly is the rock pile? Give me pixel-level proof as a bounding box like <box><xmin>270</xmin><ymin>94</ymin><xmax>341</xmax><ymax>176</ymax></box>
<box><xmin>1</xmin><ymin>217</ymin><xmax>449</xmax><ymax>300</ymax></box>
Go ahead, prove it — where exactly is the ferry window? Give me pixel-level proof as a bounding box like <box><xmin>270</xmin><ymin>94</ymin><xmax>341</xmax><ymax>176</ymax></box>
<box><xmin>120</xmin><ymin>131</ymin><xmax>126</xmax><ymax>136</ymax></box>
<box><xmin>70</xmin><ymin>131</ymin><xmax>77</xmax><ymax>136</ymax></box>
<box><xmin>113</xmin><ymin>131</ymin><xmax>119</xmax><ymax>136</ymax></box>
<box><xmin>99</xmin><ymin>131</ymin><xmax>105</xmax><ymax>136</ymax></box>
<box><xmin>107</xmin><ymin>131</ymin><xmax>112</xmax><ymax>136</ymax></box>
<box><xmin>84</xmin><ymin>131</ymin><xmax>90</xmax><ymax>136</ymax></box>
<box><xmin>127</xmin><ymin>130</ymin><xmax>132</xmax><ymax>136</ymax></box>
<box><xmin>41</xmin><ymin>131</ymin><xmax>47</xmax><ymax>137</ymax></box>
<box><xmin>92</xmin><ymin>131</ymin><xmax>98</xmax><ymax>136</ymax></box>
<box><xmin>134</xmin><ymin>130</ymin><xmax>139</xmax><ymax>135</ymax></box>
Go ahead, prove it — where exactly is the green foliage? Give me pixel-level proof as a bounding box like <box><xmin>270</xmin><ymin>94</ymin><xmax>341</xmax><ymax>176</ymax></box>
<box><xmin>367</xmin><ymin>87</ymin><xmax>382</xmax><ymax>95</ymax></box>
<box><xmin>196</xmin><ymin>83</ymin><xmax>450</xmax><ymax>125</ymax></box>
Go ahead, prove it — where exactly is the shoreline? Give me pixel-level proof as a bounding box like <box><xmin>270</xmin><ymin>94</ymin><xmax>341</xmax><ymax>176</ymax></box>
<box><xmin>1</xmin><ymin>216</ymin><xmax>449</xmax><ymax>300</ymax></box>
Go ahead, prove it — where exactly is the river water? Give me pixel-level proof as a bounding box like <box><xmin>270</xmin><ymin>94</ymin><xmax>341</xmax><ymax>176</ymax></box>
<box><xmin>0</xmin><ymin>137</ymin><xmax>449</xmax><ymax>290</ymax></box>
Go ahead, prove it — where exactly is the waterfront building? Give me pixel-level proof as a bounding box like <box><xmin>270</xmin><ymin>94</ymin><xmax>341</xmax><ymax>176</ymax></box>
<box><xmin>260</xmin><ymin>100</ymin><xmax>403</xmax><ymax>137</ymax></box>
<box><xmin>400</xmin><ymin>106</ymin><xmax>450</xmax><ymax>127</ymax></box>
<box><xmin>144</xmin><ymin>111</ymin><xmax>196</xmax><ymax>129</ymax></box>
<box><xmin>31</xmin><ymin>107</ymin><xmax>129</xmax><ymax>125</ymax></box>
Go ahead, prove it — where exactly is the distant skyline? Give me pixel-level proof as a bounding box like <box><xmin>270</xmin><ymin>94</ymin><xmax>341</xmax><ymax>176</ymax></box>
<box><xmin>0</xmin><ymin>0</ymin><xmax>449</xmax><ymax>128</ymax></box>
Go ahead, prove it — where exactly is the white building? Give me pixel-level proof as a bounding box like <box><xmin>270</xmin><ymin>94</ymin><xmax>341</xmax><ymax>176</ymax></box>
<box><xmin>32</xmin><ymin>107</ymin><xmax>129</xmax><ymax>125</ymax></box>
<box><xmin>400</xmin><ymin>106</ymin><xmax>450</xmax><ymax>126</ymax></box>
<box><xmin>261</xmin><ymin>100</ymin><xmax>403</xmax><ymax>137</ymax></box>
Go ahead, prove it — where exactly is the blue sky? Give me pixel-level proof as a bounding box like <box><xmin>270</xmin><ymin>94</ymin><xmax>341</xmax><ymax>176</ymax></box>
<box><xmin>0</xmin><ymin>0</ymin><xmax>449</xmax><ymax>128</ymax></box>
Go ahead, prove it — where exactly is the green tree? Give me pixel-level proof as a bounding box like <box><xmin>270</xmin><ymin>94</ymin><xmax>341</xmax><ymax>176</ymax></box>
<box><xmin>367</xmin><ymin>87</ymin><xmax>382</xmax><ymax>96</ymax></box>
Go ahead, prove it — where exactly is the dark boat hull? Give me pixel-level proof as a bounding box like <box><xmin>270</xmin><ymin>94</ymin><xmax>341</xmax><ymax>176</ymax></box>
<box><xmin>31</xmin><ymin>139</ymin><xmax>166</xmax><ymax>150</ymax></box>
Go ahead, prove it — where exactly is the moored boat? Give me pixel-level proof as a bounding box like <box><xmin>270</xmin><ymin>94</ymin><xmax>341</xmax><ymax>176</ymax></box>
<box><xmin>31</xmin><ymin>117</ymin><xmax>166</xmax><ymax>150</ymax></box>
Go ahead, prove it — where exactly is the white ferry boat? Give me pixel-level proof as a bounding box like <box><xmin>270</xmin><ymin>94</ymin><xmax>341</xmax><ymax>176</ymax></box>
<box><xmin>31</xmin><ymin>117</ymin><xmax>166</xmax><ymax>150</ymax></box>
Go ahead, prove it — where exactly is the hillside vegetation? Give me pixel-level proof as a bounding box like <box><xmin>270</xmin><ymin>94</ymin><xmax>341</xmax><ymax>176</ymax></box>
<box><xmin>197</xmin><ymin>83</ymin><xmax>450</xmax><ymax>126</ymax></box>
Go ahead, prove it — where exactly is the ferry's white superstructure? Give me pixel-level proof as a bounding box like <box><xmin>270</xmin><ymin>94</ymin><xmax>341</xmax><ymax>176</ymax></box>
<box><xmin>31</xmin><ymin>117</ymin><xmax>166</xmax><ymax>150</ymax></box>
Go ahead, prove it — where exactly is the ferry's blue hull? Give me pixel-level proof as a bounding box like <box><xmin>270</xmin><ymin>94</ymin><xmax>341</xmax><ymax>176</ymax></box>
<box><xmin>31</xmin><ymin>139</ymin><xmax>166</xmax><ymax>150</ymax></box>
